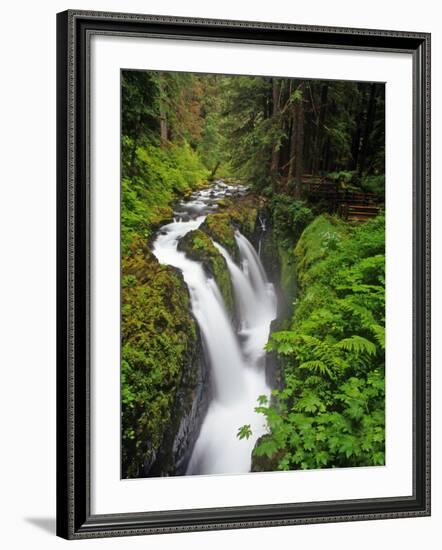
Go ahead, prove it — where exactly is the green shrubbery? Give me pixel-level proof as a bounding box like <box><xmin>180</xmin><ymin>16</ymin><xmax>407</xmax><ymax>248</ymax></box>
<box><xmin>248</xmin><ymin>213</ymin><xmax>385</xmax><ymax>471</ymax></box>
<box><xmin>269</xmin><ymin>194</ymin><xmax>314</xmax><ymax>302</ymax></box>
<box><xmin>326</xmin><ymin>170</ymin><xmax>385</xmax><ymax>199</ymax></box>
<box><xmin>121</xmin><ymin>71</ymin><xmax>210</xmax><ymax>476</ymax></box>
<box><xmin>121</xmin><ymin>139</ymin><xmax>209</xmax><ymax>251</ymax></box>
<box><xmin>360</xmin><ymin>174</ymin><xmax>385</xmax><ymax>196</ymax></box>
<box><xmin>271</xmin><ymin>194</ymin><xmax>314</xmax><ymax>245</ymax></box>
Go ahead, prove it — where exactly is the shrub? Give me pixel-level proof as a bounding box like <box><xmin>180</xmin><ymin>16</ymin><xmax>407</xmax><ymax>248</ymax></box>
<box><xmin>241</xmin><ymin>214</ymin><xmax>385</xmax><ymax>471</ymax></box>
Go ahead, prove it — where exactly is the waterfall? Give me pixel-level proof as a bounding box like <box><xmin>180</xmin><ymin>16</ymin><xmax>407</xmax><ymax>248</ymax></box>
<box><xmin>235</xmin><ymin>231</ymin><xmax>269</xmax><ymax>296</ymax></box>
<box><xmin>214</xmin><ymin>241</ymin><xmax>276</xmax><ymax>364</ymax></box>
<box><xmin>152</xmin><ymin>181</ymin><xmax>276</xmax><ymax>476</ymax></box>
<box><xmin>212</xmin><ymin>242</ymin><xmax>257</xmax><ymax>330</ymax></box>
<box><xmin>257</xmin><ymin>215</ymin><xmax>266</xmax><ymax>257</ymax></box>
<box><xmin>153</xmin><ymin>218</ymin><xmax>245</xmax><ymax>405</ymax></box>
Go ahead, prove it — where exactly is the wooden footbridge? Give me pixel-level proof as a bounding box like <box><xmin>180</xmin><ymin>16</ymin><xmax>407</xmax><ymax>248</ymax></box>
<box><xmin>302</xmin><ymin>175</ymin><xmax>382</xmax><ymax>223</ymax></box>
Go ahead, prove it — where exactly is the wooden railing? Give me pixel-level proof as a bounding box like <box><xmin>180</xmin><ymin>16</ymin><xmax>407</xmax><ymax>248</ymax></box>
<box><xmin>302</xmin><ymin>175</ymin><xmax>383</xmax><ymax>222</ymax></box>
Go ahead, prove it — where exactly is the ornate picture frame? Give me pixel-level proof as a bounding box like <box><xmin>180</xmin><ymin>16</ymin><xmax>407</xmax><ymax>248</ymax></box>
<box><xmin>56</xmin><ymin>10</ymin><xmax>430</xmax><ymax>539</ymax></box>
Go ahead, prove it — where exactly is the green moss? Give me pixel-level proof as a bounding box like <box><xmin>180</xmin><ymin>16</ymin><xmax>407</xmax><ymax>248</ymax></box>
<box><xmin>278</xmin><ymin>242</ymin><xmax>297</xmax><ymax>302</ymax></box>
<box><xmin>200</xmin><ymin>212</ymin><xmax>237</xmax><ymax>255</ymax></box>
<box><xmin>228</xmin><ymin>201</ymin><xmax>258</xmax><ymax>237</ymax></box>
<box><xmin>121</xmin><ymin>236</ymin><xmax>200</xmax><ymax>478</ymax></box>
<box><xmin>200</xmin><ymin>194</ymin><xmax>259</xmax><ymax>257</ymax></box>
<box><xmin>149</xmin><ymin>206</ymin><xmax>174</xmax><ymax>228</ymax></box>
<box><xmin>294</xmin><ymin>214</ymin><xmax>348</xmax><ymax>290</ymax></box>
<box><xmin>178</xmin><ymin>229</ymin><xmax>234</xmax><ymax>314</ymax></box>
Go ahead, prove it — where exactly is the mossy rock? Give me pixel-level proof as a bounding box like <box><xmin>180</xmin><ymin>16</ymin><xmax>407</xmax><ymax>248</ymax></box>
<box><xmin>200</xmin><ymin>212</ymin><xmax>237</xmax><ymax>257</ymax></box>
<box><xmin>227</xmin><ymin>201</ymin><xmax>258</xmax><ymax>238</ymax></box>
<box><xmin>278</xmin><ymin>241</ymin><xmax>297</xmax><ymax>304</ymax></box>
<box><xmin>199</xmin><ymin>195</ymin><xmax>259</xmax><ymax>257</ymax></box>
<box><xmin>121</xmin><ymin>236</ymin><xmax>201</xmax><ymax>478</ymax></box>
<box><xmin>294</xmin><ymin>214</ymin><xmax>348</xmax><ymax>291</ymax></box>
<box><xmin>178</xmin><ymin>229</ymin><xmax>234</xmax><ymax>315</ymax></box>
<box><xmin>251</xmin><ymin>434</ymin><xmax>286</xmax><ymax>472</ymax></box>
<box><xmin>149</xmin><ymin>205</ymin><xmax>174</xmax><ymax>229</ymax></box>
<box><xmin>216</xmin><ymin>199</ymin><xmax>228</xmax><ymax>209</ymax></box>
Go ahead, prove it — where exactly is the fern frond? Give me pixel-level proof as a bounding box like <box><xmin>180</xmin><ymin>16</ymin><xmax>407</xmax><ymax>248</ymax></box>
<box><xmin>336</xmin><ymin>335</ymin><xmax>377</xmax><ymax>356</ymax></box>
<box><xmin>370</xmin><ymin>324</ymin><xmax>385</xmax><ymax>350</ymax></box>
<box><xmin>299</xmin><ymin>360</ymin><xmax>333</xmax><ymax>377</ymax></box>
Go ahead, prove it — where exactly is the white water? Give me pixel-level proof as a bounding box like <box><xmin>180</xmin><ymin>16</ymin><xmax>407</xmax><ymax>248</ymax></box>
<box><xmin>152</xmin><ymin>181</ymin><xmax>276</xmax><ymax>475</ymax></box>
<box><xmin>214</xmin><ymin>239</ymin><xmax>276</xmax><ymax>365</ymax></box>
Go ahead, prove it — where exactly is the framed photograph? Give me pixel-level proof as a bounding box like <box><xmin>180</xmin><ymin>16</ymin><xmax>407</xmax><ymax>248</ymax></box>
<box><xmin>56</xmin><ymin>10</ymin><xmax>431</xmax><ymax>539</ymax></box>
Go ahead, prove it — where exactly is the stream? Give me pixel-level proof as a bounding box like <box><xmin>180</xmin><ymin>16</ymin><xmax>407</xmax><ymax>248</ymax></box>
<box><xmin>152</xmin><ymin>181</ymin><xmax>276</xmax><ymax>475</ymax></box>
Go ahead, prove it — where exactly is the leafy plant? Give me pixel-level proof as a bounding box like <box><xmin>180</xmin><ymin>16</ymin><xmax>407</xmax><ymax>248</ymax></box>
<box><xmin>271</xmin><ymin>194</ymin><xmax>314</xmax><ymax>245</ymax></box>
<box><xmin>237</xmin><ymin>425</ymin><xmax>253</xmax><ymax>440</ymax></box>
<box><xmin>250</xmin><ymin>213</ymin><xmax>385</xmax><ymax>471</ymax></box>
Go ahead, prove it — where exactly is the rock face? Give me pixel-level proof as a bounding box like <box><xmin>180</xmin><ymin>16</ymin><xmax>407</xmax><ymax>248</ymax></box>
<box><xmin>121</xmin><ymin>237</ymin><xmax>210</xmax><ymax>478</ymax></box>
<box><xmin>245</xmin><ymin>204</ymin><xmax>286</xmax><ymax>391</ymax></box>
<box><xmin>251</xmin><ymin>435</ymin><xmax>285</xmax><ymax>473</ymax></box>
<box><xmin>199</xmin><ymin>194</ymin><xmax>259</xmax><ymax>261</ymax></box>
<box><xmin>177</xmin><ymin>229</ymin><xmax>235</xmax><ymax>316</ymax></box>
<box><xmin>200</xmin><ymin>212</ymin><xmax>238</xmax><ymax>259</ymax></box>
<box><xmin>147</xmin><ymin>328</ymin><xmax>210</xmax><ymax>476</ymax></box>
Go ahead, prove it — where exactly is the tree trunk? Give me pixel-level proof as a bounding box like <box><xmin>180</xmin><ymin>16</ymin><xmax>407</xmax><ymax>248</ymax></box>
<box><xmin>311</xmin><ymin>83</ymin><xmax>328</xmax><ymax>174</ymax></box>
<box><xmin>287</xmin><ymin>112</ymin><xmax>296</xmax><ymax>183</ymax></box>
<box><xmin>158</xmin><ymin>76</ymin><xmax>168</xmax><ymax>147</ymax></box>
<box><xmin>288</xmin><ymin>83</ymin><xmax>304</xmax><ymax>199</ymax></box>
<box><xmin>358</xmin><ymin>83</ymin><xmax>377</xmax><ymax>175</ymax></box>
<box><xmin>210</xmin><ymin>161</ymin><xmax>221</xmax><ymax>179</ymax></box>
<box><xmin>270</xmin><ymin>79</ymin><xmax>281</xmax><ymax>188</ymax></box>
<box><xmin>294</xmin><ymin>84</ymin><xmax>305</xmax><ymax>199</ymax></box>
<box><xmin>350</xmin><ymin>83</ymin><xmax>365</xmax><ymax>170</ymax></box>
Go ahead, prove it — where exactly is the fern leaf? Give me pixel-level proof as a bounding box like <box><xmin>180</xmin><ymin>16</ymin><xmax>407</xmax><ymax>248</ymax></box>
<box><xmin>336</xmin><ymin>335</ymin><xmax>377</xmax><ymax>356</ymax></box>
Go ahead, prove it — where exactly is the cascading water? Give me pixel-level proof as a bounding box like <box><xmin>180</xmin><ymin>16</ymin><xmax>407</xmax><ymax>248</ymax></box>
<box><xmin>257</xmin><ymin>215</ymin><xmax>266</xmax><ymax>257</ymax></box>
<box><xmin>152</xmin><ymin>181</ymin><xmax>276</xmax><ymax>475</ymax></box>
<box><xmin>214</xmin><ymin>239</ymin><xmax>276</xmax><ymax>365</ymax></box>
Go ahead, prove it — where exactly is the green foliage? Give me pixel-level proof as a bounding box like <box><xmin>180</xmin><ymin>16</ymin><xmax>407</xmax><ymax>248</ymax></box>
<box><xmin>360</xmin><ymin>174</ymin><xmax>385</xmax><ymax>197</ymax></box>
<box><xmin>121</xmin><ymin>239</ymin><xmax>200</xmax><ymax>478</ymax></box>
<box><xmin>220</xmin><ymin>76</ymin><xmax>277</xmax><ymax>187</ymax></box>
<box><xmin>121</xmin><ymin>141</ymin><xmax>209</xmax><ymax>251</ymax></box>
<box><xmin>294</xmin><ymin>214</ymin><xmax>348</xmax><ymax>288</ymax></box>
<box><xmin>327</xmin><ymin>170</ymin><xmax>358</xmax><ymax>187</ymax></box>
<box><xmin>253</xmin><ymin>214</ymin><xmax>385</xmax><ymax>471</ymax></box>
<box><xmin>326</xmin><ymin>171</ymin><xmax>385</xmax><ymax>199</ymax></box>
<box><xmin>121</xmin><ymin>70</ymin><xmax>212</xmax><ymax>477</ymax></box>
<box><xmin>237</xmin><ymin>424</ymin><xmax>253</xmax><ymax>440</ymax></box>
<box><xmin>271</xmin><ymin>194</ymin><xmax>314</xmax><ymax>245</ymax></box>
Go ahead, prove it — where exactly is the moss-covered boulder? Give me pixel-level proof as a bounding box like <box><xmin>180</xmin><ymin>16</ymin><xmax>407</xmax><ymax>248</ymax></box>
<box><xmin>251</xmin><ymin>434</ymin><xmax>285</xmax><ymax>473</ymax></box>
<box><xmin>294</xmin><ymin>214</ymin><xmax>348</xmax><ymax>291</ymax></box>
<box><xmin>178</xmin><ymin>229</ymin><xmax>234</xmax><ymax>315</ymax></box>
<box><xmin>200</xmin><ymin>212</ymin><xmax>237</xmax><ymax>256</ymax></box>
<box><xmin>227</xmin><ymin>196</ymin><xmax>259</xmax><ymax>238</ymax></box>
<box><xmin>121</xmin><ymin>236</ymin><xmax>208</xmax><ymax>478</ymax></box>
<box><xmin>199</xmin><ymin>195</ymin><xmax>259</xmax><ymax>258</ymax></box>
<box><xmin>149</xmin><ymin>205</ymin><xmax>174</xmax><ymax>231</ymax></box>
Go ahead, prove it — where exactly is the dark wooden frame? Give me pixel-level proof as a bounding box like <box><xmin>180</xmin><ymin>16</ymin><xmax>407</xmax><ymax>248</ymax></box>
<box><xmin>56</xmin><ymin>9</ymin><xmax>431</xmax><ymax>540</ymax></box>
